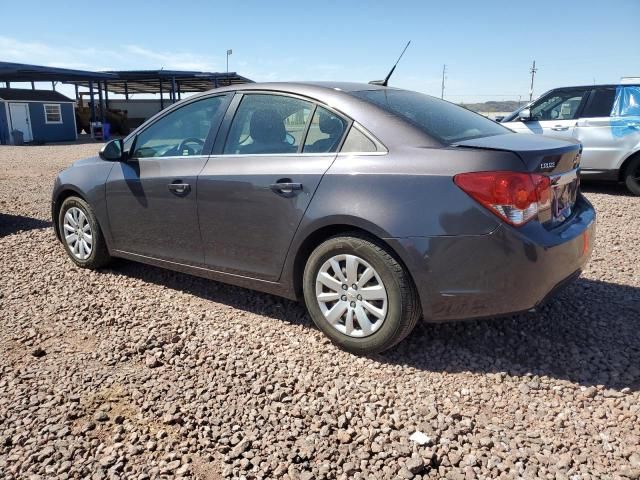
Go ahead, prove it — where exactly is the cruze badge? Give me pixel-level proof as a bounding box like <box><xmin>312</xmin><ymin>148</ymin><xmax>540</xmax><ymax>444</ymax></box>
<box><xmin>540</xmin><ymin>161</ymin><xmax>556</xmax><ymax>170</ymax></box>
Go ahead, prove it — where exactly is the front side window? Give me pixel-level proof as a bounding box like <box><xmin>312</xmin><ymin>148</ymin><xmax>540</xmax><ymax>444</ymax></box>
<box><xmin>224</xmin><ymin>94</ymin><xmax>312</xmax><ymax>154</ymax></box>
<box><xmin>351</xmin><ymin>89</ymin><xmax>508</xmax><ymax>144</ymax></box>
<box><xmin>132</xmin><ymin>96</ymin><xmax>227</xmax><ymax>158</ymax></box>
<box><xmin>303</xmin><ymin>107</ymin><xmax>347</xmax><ymax>153</ymax></box>
<box><xmin>530</xmin><ymin>89</ymin><xmax>588</xmax><ymax>121</ymax></box>
<box><xmin>44</xmin><ymin>104</ymin><xmax>62</xmax><ymax>124</ymax></box>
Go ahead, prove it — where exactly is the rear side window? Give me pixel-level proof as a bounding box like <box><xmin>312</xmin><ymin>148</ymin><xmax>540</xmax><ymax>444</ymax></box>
<box><xmin>224</xmin><ymin>94</ymin><xmax>312</xmax><ymax>154</ymax></box>
<box><xmin>303</xmin><ymin>107</ymin><xmax>347</xmax><ymax>153</ymax></box>
<box><xmin>341</xmin><ymin>126</ymin><xmax>378</xmax><ymax>153</ymax></box>
<box><xmin>582</xmin><ymin>88</ymin><xmax>616</xmax><ymax>118</ymax></box>
<box><xmin>611</xmin><ymin>85</ymin><xmax>640</xmax><ymax>117</ymax></box>
<box><xmin>351</xmin><ymin>89</ymin><xmax>508</xmax><ymax>144</ymax></box>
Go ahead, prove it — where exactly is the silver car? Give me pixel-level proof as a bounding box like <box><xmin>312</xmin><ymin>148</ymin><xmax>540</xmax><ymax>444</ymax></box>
<box><xmin>502</xmin><ymin>83</ymin><xmax>640</xmax><ymax>194</ymax></box>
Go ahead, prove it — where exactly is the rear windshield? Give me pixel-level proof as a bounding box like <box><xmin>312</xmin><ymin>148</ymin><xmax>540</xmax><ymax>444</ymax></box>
<box><xmin>351</xmin><ymin>89</ymin><xmax>509</xmax><ymax>144</ymax></box>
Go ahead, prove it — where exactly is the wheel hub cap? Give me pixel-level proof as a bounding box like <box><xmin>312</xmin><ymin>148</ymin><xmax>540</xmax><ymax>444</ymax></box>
<box><xmin>315</xmin><ymin>254</ymin><xmax>388</xmax><ymax>338</ymax></box>
<box><xmin>63</xmin><ymin>207</ymin><xmax>93</xmax><ymax>260</ymax></box>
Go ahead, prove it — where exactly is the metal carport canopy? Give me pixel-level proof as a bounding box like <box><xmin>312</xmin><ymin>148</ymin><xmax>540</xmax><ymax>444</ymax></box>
<box><xmin>67</xmin><ymin>70</ymin><xmax>254</xmax><ymax>95</ymax></box>
<box><xmin>0</xmin><ymin>61</ymin><xmax>117</xmax><ymax>83</ymax></box>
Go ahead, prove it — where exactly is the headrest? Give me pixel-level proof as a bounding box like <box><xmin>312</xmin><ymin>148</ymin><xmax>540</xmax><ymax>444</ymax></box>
<box><xmin>250</xmin><ymin>109</ymin><xmax>286</xmax><ymax>143</ymax></box>
<box><xmin>319</xmin><ymin>112</ymin><xmax>342</xmax><ymax>136</ymax></box>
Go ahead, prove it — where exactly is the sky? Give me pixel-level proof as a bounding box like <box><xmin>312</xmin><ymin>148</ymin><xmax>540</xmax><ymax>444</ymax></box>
<box><xmin>1</xmin><ymin>0</ymin><xmax>638</xmax><ymax>104</ymax></box>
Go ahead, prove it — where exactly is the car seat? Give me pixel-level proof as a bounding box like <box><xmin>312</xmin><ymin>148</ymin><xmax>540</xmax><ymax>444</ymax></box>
<box><xmin>239</xmin><ymin>109</ymin><xmax>296</xmax><ymax>154</ymax></box>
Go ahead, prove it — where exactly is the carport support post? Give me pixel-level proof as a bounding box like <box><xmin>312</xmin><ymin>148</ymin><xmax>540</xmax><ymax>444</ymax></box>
<box><xmin>124</xmin><ymin>81</ymin><xmax>129</xmax><ymax>101</ymax></box>
<box><xmin>104</xmin><ymin>82</ymin><xmax>110</xmax><ymax>109</ymax></box>
<box><xmin>159</xmin><ymin>80</ymin><xmax>164</xmax><ymax>110</ymax></box>
<box><xmin>31</xmin><ymin>81</ymin><xmax>35</xmax><ymax>90</ymax></box>
<box><xmin>171</xmin><ymin>76</ymin><xmax>177</xmax><ymax>103</ymax></box>
<box><xmin>74</xmin><ymin>84</ymin><xmax>79</xmax><ymax>101</ymax></box>
<box><xmin>89</xmin><ymin>80</ymin><xmax>96</xmax><ymax>126</ymax></box>
<box><xmin>177</xmin><ymin>82</ymin><xmax>181</xmax><ymax>100</ymax></box>
<box><xmin>98</xmin><ymin>82</ymin><xmax>105</xmax><ymax>124</ymax></box>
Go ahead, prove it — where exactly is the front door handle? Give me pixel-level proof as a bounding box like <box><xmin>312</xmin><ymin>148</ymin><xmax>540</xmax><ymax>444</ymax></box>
<box><xmin>551</xmin><ymin>125</ymin><xmax>570</xmax><ymax>131</ymax></box>
<box><xmin>168</xmin><ymin>182</ymin><xmax>191</xmax><ymax>196</ymax></box>
<box><xmin>270</xmin><ymin>181</ymin><xmax>303</xmax><ymax>195</ymax></box>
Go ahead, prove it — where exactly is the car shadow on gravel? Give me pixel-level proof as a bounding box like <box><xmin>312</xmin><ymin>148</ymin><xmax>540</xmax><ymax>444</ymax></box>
<box><xmin>385</xmin><ymin>277</ymin><xmax>640</xmax><ymax>391</ymax></box>
<box><xmin>111</xmin><ymin>259</ymin><xmax>639</xmax><ymax>392</ymax></box>
<box><xmin>581</xmin><ymin>181</ymin><xmax>633</xmax><ymax>196</ymax></box>
<box><xmin>0</xmin><ymin>213</ymin><xmax>51</xmax><ymax>237</ymax></box>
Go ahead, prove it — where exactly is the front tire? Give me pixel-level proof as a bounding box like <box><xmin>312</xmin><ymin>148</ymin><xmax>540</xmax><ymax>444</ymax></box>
<box><xmin>623</xmin><ymin>154</ymin><xmax>640</xmax><ymax>195</ymax></box>
<box><xmin>58</xmin><ymin>196</ymin><xmax>111</xmax><ymax>269</ymax></box>
<box><xmin>303</xmin><ymin>234</ymin><xmax>421</xmax><ymax>354</ymax></box>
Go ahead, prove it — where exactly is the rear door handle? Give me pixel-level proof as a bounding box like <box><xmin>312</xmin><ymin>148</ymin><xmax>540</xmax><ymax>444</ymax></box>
<box><xmin>168</xmin><ymin>182</ymin><xmax>191</xmax><ymax>196</ymax></box>
<box><xmin>270</xmin><ymin>181</ymin><xmax>303</xmax><ymax>195</ymax></box>
<box><xmin>551</xmin><ymin>125</ymin><xmax>570</xmax><ymax>131</ymax></box>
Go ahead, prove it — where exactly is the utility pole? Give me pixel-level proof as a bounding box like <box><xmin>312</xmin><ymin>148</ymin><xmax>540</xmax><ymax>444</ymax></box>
<box><xmin>441</xmin><ymin>64</ymin><xmax>446</xmax><ymax>99</ymax></box>
<box><xmin>529</xmin><ymin>60</ymin><xmax>537</xmax><ymax>101</ymax></box>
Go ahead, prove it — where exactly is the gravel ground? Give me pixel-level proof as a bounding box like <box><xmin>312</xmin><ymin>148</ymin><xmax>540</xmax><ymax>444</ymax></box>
<box><xmin>0</xmin><ymin>143</ymin><xmax>639</xmax><ymax>480</ymax></box>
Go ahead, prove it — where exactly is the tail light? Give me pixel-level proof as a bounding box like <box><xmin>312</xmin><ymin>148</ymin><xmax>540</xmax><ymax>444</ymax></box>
<box><xmin>454</xmin><ymin>171</ymin><xmax>551</xmax><ymax>226</ymax></box>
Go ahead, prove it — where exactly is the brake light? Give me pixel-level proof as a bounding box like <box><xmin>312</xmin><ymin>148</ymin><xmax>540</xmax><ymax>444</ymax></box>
<box><xmin>454</xmin><ymin>171</ymin><xmax>551</xmax><ymax>226</ymax></box>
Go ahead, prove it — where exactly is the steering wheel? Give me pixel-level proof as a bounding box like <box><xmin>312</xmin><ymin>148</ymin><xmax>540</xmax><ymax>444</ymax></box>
<box><xmin>177</xmin><ymin>137</ymin><xmax>205</xmax><ymax>155</ymax></box>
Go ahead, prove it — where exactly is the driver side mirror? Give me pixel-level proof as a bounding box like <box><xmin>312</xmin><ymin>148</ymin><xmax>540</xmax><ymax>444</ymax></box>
<box><xmin>99</xmin><ymin>139</ymin><xmax>125</xmax><ymax>161</ymax></box>
<box><xmin>518</xmin><ymin>108</ymin><xmax>532</xmax><ymax>121</ymax></box>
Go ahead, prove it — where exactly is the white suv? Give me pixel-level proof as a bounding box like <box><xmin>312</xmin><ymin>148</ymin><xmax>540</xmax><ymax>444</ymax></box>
<box><xmin>501</xmin><ymin>84</ymin><xmax>640</xmax><ymax>194</ymax></box>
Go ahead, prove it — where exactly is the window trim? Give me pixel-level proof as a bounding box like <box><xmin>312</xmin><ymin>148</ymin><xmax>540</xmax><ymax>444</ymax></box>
<box><xmin>214</xmin><ymin>90</ymin><xmax>355</xmax><ymax>157</ymax></box>
<box><xmin>126</xmin><ymin>93</ymin><xmax>232</xmax><ymax>160</ymax></box>
<box><xmin>43</xmin><ymin>103</ymin><xmax>63</xmax><ymax>124</ymax></box>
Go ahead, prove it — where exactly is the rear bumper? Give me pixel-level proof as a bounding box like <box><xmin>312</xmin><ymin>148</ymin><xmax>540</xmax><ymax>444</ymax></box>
<box><xmin>386</xmin><ymin>195</ymin><xmax>596</xmax><ymax>322</ymax></box>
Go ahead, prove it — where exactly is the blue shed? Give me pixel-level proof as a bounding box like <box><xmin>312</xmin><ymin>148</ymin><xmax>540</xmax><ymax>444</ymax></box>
<box><xmin>0</xmin><ymin>88</ymin><xmax>77</xmax><ymax>145</ymax></box>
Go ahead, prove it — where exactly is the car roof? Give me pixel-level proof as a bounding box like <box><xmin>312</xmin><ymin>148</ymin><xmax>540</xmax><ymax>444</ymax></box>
<box><xmin>214</xmin><ymin>81</ymin><xmax>392</xmax><ymax>94</ymax></box>
<box><xmin>552</xmin><ymin>83</ymin><xmax>639</xmax><ymax>90</ymax></box>
<box><xmin>189</xmin><ymin>81</ymin><xmax>396</xmax><ymax>104</ymax></box>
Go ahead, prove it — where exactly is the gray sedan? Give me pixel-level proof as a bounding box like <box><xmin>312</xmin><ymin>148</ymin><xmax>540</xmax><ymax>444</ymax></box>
<box><xmin>52</xmin><ymin>82</ymin><xmax>596</xmax><ymax>353</ymax></box>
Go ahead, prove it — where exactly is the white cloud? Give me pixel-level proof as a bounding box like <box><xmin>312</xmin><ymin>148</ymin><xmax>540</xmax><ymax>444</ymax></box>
<box><xmin>0</xmin><ymin>36</ymin><xmax>220</xmax><ymax>73</ymax></box>
<box><xmin>122</xmin><ymin>45</ymin><xmax>219</xmax><ymax>71</ymax></box>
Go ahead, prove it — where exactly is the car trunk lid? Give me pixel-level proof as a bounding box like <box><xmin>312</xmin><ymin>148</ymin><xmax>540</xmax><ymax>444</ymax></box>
<box><xmin>454</xmin><ymin>133</ymin><xmax>582</xmax><ymax>228</ymax></box>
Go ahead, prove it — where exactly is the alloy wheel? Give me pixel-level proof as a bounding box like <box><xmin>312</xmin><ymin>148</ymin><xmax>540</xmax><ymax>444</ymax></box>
<box><xmin>315</xmin><ymin>254</ymin><xmax>388</xmax><ymax>338</ymax></box>
<box><xmin>63</xmin><ymin>207</ymin><xmax>93</xmax><ymax>260</ymax></box>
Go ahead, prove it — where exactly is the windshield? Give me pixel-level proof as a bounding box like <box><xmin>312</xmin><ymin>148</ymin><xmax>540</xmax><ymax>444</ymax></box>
<box><xmin>352</xmin><ymin>89</ymin><xmax>509</xmax><ymax>144</ymax></box>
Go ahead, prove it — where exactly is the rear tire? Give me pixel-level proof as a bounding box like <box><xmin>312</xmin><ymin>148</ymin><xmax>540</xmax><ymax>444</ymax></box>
<box><xmin>623</xmin><ymin>154</ymin><xmax>640</xmax><ymax>195</ymax></box>
<box><xmin>58</xmin><ymin>196</ymin><xmax>111</xmax><ymax>269</ymax></box>
<box><xmin>303</xmin><ymin>234</ymin><xmax>421</xmax><ymax>354</ymax></box>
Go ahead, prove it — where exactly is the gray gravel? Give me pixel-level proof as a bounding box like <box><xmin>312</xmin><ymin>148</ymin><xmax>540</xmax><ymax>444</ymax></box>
<box><xmin>1</xmin><ymin>143</ymin><xmax>639</xmax><ymax>479</ymax></box>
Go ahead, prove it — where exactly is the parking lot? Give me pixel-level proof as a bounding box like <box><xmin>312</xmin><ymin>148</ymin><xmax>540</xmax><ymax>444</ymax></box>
<box><xmin>0</xmin><ymin>143</ymin><xmax>639</xmax><ymax>479</ymax></box>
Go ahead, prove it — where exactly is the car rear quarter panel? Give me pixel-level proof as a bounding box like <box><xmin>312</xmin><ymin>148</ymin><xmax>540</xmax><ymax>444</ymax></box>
<box><xmin>302</xmin><ymin>146</ymin><xmax>526</xmax><ymax>238</ymax></box>
<box><xmin>280</xmin><ymin>145</ymin><xmax>527</xmax><ymax>294</ymax></box>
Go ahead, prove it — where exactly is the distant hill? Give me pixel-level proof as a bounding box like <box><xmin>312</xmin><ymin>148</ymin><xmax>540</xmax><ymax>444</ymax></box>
<box><xmin>459</xmin><ymin>100</ymin><xmax>522</xmax><ymax>113</ymax></box>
